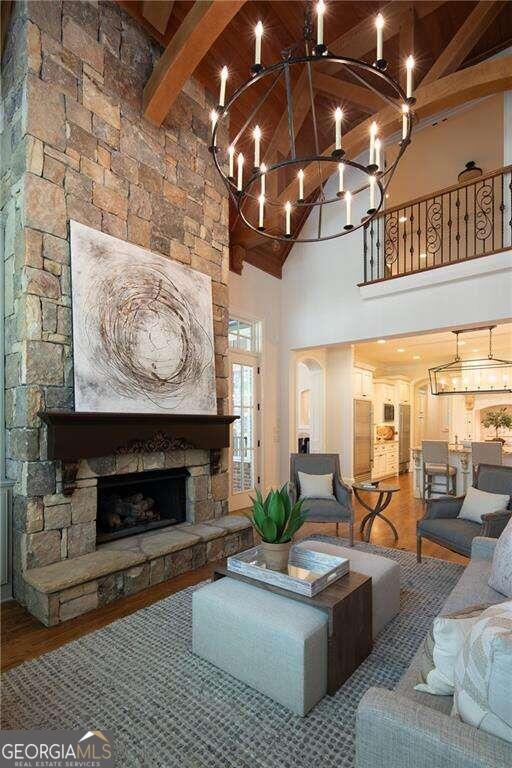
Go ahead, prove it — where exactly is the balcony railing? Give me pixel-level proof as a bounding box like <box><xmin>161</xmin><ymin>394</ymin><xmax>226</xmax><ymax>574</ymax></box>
<box><xmin>361</xmin><ymin>164</ymin><xmax>512</xmax><ymax>285</ymax></box>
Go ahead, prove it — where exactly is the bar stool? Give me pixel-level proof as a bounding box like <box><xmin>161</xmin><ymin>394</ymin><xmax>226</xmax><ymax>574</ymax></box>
<box><xmin>422</xmin><ymin>440</ymin><xmax>457</xmax><ymax>499</ymax></box>
<box><xmin>471</xmin><ymin>441</ymin><xmax>502</xmax><ymax>483</ymax></box>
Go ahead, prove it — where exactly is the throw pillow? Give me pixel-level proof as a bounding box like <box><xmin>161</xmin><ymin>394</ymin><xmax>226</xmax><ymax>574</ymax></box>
<box><xmin>457</xmin><ymin>486</ymin><xmax>510</xmax><ymax>524</ymax></box>
<box><xmin>489</xmin><ymin>516</ymin><xmax>512</xmax><ymax>597</ymax></box>
<box><xmin>414</xmin><ymin>605</ymin><xmax>488</xmax><ymax>696</ymax></box>
<box><xmin>298</xmin><ymin>471</ymin><xmax>335</xmax><ymax>500</ymax></box>
<box><xmin>453</xmin><ymin>601</ymin><xmax>512</xmax><ymax>743</ymax></box>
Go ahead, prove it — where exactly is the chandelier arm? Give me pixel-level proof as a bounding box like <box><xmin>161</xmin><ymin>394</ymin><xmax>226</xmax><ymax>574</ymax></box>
<box><xmin>284</xmin><ymin>62</ymin><xmax>296</xmax><ymax>160</ymax></box>
<box><xmin>230</xmin><ymin>71</ymin><xmax>282</xmax><ymax>149</ymax></box>
<box><xmin>338</xmin><ymin>62</ymin><xmax>402</xmax><ymax>113</ymax></box>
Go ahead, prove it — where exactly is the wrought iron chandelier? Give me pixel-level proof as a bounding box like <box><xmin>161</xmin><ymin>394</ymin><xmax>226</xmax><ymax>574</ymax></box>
<box><xmin>429</xmin><ymin>326</ymin><xmax>512</xmax><ymax>396</ymax></box>
<box><xmin>208</xmin><ymin>1</ymin><xmax>416</xmax><ymax>243</ymax></box>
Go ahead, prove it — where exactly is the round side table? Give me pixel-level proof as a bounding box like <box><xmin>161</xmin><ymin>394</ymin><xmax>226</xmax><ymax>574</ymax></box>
<box><xmin>352</xmin><ymin>482</ymin><xmax>400</xmax><ymax>543</ymax></box>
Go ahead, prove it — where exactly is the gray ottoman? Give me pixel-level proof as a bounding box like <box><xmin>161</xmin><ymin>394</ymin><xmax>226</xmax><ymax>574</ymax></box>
<box><xmin>297</xmin><ymin>539</ymin><xmax>401</xmax><ymax>638</ymax></box>
<box><xmin>192</xmin><ymin>577</ymin><xmax>328</xmax><ymax>716</ymax></box>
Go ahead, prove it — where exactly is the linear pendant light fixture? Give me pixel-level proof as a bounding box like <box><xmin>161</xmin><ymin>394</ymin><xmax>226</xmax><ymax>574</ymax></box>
<box><xmin>429</xmin><ymin>326</ymin><xmax>512</xmax><ymax>396</ymax></box>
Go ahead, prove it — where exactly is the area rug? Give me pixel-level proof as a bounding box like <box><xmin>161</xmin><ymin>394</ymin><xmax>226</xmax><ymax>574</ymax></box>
<box><xmin>2</xmin><ymin>538</ymin><xmax>464</xmax><ymax>768</ymax></box>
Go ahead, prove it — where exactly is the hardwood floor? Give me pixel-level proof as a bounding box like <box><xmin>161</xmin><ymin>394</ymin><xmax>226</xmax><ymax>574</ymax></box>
<box><xmin>1</xmin><ymin>472</ymin><xmax>466</xmax><ymax>672</ymax></box>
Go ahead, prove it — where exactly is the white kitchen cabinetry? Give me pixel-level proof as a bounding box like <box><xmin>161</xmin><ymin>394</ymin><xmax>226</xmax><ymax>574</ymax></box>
<box><xmin>396</xmin><ymin>379</ymin><xmax>411</xmax><ymax>405</ymax></box>
<box><xmin>373</xmin><ymin>380</ymin><xmax>395</xmax><ymax>423</ymax></box>
<box><xmin>372</xmin><ymin>442</ymin><xmax>399</xmax><ymax>481</ymax></box>
<box><xmin>353</xmin><ymin>367</ymin><xmax>374</xmax><ymax>399</ymax></box>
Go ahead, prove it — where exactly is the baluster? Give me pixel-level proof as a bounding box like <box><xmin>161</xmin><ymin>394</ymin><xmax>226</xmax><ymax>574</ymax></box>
<box><xmin>416</xmin><ymin>202</ymin><xmax>421</xmax><ymax>271</ymax></box>
<box><xmin>370</xmin><ymin>218</ymin><xmax>375</xmax><ymax>282</ymax></box>
<box><xmin>456</xmin><ymin>189</ymin><xmax>460</xmax><ymax>260</ymax></box>
<box><xmin>376</xmin><ymin>216</ymin><xmax>381</xmax><ymax>280</ymax></box>
<box><xmin>363</xmin><ymin>223</ymin><xmax>368</xmax><ymax>283</ymax></box>
<box><xmin>409</xmin><ymin>206</ymin><xmax>414</xmax><ymax>273</ymax></box>
<box><xmin>448</xmin><ymin>191</ymin><xmax>452</xmax><ymax>262</ymax></box>
<box><xmin>509</xmin><ymin>171</ymin><xmax>512</xmax><ymax>249</ymax></box>
<box><xmin>465</xmin><ymin>186</ymin><xmax>469</xmax><ymax>260</ymax></box>
<box><xmin>500</xmin><ymin>170</ymin><xmax>504</xmax><ymax>250</ymax></box>
<box><xmin>473</xmin><ymin>181</ymin><xmax>477</xmax><ymax>256</ymax></box>
<box><xmin>402</xmin><ymin>207</ymin><xmax>407</xmax><ymax>274</ymax></box>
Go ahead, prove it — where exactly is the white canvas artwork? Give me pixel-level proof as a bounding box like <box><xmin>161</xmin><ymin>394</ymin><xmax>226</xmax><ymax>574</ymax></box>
<box><xmin>70</xmin><ymin>221</ymin><xmax>217</xmax><ymax>414</ymax></box>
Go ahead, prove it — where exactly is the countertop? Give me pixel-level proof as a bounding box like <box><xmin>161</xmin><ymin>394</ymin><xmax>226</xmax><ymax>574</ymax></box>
<box><xmin>413</xmin><ymin>444</ymin><xmax>512</xmax><ymax>455</ymax></box>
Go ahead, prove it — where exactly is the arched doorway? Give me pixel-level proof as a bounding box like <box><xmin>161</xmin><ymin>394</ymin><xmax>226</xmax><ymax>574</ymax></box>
<box><xmin>296</xmin><ymin>357</ymin><xmax>325</xmax><ymax>454</ymax></box>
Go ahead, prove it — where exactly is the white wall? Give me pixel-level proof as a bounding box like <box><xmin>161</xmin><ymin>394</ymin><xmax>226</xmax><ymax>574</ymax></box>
<box><xmin>229</xmin><ymin>264</ymin><xmax>282</xmax><ymax>492</ymax></box>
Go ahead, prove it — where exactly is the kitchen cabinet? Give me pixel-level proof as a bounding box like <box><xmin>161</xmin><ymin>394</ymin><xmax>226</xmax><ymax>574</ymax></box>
<box><xmin>397</xmin><ymin>379</ymin><xmax>410</xmax><ymax>405</ymax></box>
<box><xmin>374</xmin><ymin>380</ymin><xmax>395</xmax><ymax>423</ymax></box>
<box><xmin>372</xmin><ymin>442</ymin><xmax>399</xmax><ymax>480</ymax></box>
<box><xmin>353</xmin><ymin>367</ymin><xmax>373</xmax><ymax>399</ymax></box>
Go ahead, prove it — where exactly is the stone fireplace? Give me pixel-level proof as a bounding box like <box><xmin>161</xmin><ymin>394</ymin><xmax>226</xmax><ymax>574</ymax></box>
<box><xmin>96</xmin><ymin>467</ymin><xmax>190</xmax><ymax>543</ymax></box>
<box><xmin>1</xmin><ymin>1</ymin><xmax>254</xmax><ymax>626</ymax></box>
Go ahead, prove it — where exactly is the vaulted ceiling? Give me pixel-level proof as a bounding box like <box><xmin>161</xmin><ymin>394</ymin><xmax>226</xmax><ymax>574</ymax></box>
<box><xmin>120</xmin><ymin>1</ymin><xmax>512</xmax><ymax>277</ymax></box>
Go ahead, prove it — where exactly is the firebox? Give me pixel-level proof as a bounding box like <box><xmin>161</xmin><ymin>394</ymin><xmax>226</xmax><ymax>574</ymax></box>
<box><xmin>96</xmin><ymin>467</ymin><xmax>190</xmax><ymax>544</ymax></box>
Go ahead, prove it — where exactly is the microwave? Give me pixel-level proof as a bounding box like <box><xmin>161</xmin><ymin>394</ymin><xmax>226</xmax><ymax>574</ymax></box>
<box><xmin>383</xmin><ymin>403</ymin><xmax>395</xmax><ymax>422</ymax></box>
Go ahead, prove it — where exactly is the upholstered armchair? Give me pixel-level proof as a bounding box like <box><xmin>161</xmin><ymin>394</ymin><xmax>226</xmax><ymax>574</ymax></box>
<box><xmin>289</xmin><ymin>453</ymin><xmax>354</xmax><ymax>546</ymax></box>
<box><xmin>417</xmin><ymin>463</ymin><xmax>512</xmax><ymax>561</ymax></box>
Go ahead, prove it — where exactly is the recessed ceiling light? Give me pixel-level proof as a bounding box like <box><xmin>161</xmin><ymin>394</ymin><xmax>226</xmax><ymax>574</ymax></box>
<box><xmin>399</xmin><ymin>216</ymin><xmax>407</xmax><ymax>223</ymax></box>
<box><xmin>397</xmin><ymin>348</ymin><xmax>405</xmax><ymax>353</ymax></box>
<box><xmin>419</xmin><ymin>252</ymin><xmax>427</xmax><ymax>259</ymax></box>
<box><xmin>377</xmin><ymin>339</ymin><xmax>386</xmax><ymax>344</ymax></box>
<box><xmin>472</xmin><ymin>348</ymin><xmax>479</xmax><ymax>353</ymax></box>
<box><xmin>458</xmin><ymin>340</ymin><xmax>466</xmax><ymax>346</ymax></box>
<box><xmin>413</xmin><ymin>355</ymin><xmax>421</xmax><ymax>360</ymax></box>
<box><xmin>385</xmin><ymin>193</ymin><xmax>390</xmax><ymax>199</ymax></box>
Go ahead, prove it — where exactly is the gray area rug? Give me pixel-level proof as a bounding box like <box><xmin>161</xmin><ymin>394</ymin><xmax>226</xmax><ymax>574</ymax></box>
<box><xmin>2</xmin><ymin>538</ymin><xmax>464</xmax><ymax>768</ymax></box>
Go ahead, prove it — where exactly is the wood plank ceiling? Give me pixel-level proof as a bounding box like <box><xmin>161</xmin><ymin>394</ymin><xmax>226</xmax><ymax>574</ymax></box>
<box><xmin>119</xmin><ymin>0</ymin><xmax>512</xmax><ymax>278</ymax></box>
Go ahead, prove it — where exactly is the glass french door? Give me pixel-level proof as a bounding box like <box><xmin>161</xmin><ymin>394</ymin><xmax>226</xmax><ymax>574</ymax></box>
<box><xmin>230</xmin><ymin>357</ymin><xmax>260</xmax><ymax>510</ymax></box>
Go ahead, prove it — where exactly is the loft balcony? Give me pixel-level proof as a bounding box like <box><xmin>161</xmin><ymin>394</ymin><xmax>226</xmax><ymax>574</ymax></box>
<box><xmin>360</xmin><ymin>164</ymin><xmax>512</xmax><ymax>286</ymax></box>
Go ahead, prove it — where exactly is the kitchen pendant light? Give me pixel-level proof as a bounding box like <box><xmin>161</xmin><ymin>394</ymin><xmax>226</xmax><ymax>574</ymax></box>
<box><xmin>429</xmin><ymin>326</ymin><xmax>512</xmax><ymax>396</ymax></box>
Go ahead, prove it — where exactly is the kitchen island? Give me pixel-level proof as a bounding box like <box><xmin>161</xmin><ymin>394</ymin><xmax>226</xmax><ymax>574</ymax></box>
<box><xmin>411</xmin><ymin>444</ymin><xmax>512</xmax><ymax>498</ymax></box>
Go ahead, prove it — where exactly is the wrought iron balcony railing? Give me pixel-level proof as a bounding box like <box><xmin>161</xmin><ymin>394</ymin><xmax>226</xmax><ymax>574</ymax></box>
<box><xmin>361</xmin><ymin>164</ymin><xmax>512</xmax><ymax>285</ymax></box>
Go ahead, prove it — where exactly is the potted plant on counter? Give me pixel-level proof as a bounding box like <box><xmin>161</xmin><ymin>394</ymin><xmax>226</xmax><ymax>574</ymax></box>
<box><xmin>481</xmin><ymin>407</ymin><xmax>512</xmax><ymax>444</ymax></box>
<box><xmin>248</xmin><ymin>485</ymin><xmax>308</xmax><ymax>571</ymax></box>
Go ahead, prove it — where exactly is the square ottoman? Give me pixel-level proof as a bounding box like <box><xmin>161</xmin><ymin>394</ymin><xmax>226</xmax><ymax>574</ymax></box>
<box><xmin>296</xmin><ymin>539</ymin><xmax>401</xmax><ymax>638</ymax></box>
<box><xmin>192</xmin><ymin>577</ymin><xmax>328</xmax><ymax>716</ymax></box>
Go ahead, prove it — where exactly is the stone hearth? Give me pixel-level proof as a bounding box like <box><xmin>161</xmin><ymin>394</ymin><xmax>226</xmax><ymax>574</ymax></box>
<box><xmin>22</xmin><ymin>446</ymin><xmax>253</xmax><ymax>626</ymax></box>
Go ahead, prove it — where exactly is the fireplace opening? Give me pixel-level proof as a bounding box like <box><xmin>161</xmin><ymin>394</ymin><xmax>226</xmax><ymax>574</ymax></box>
<box><xmin>96</xmin><ymin>467</ymin><xmax>190</xmax><ymax>544</ymax></box>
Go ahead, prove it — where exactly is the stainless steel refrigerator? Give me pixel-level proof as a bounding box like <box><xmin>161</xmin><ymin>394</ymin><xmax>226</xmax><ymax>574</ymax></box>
<box><xmin>399</xmin><ymin>404</ymin><xmax>411</xmax><ymax>473</ymax></box>
<box><xmin>353</xmin><ymin>399</ymin><xmax>373</xmax><ymax>481</ymax></box>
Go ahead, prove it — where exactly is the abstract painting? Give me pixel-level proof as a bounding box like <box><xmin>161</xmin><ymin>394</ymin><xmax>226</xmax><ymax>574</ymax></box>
<box><xmin>70</xmin><ymin>221</ymin><xmax>216</xmax><ymax>414</ymax></box>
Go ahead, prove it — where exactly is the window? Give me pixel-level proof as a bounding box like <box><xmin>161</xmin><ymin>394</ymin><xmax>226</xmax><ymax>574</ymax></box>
<box><xmin>228</xmin><ymin>317</ymin><xmax>261</xmax><ymax>353</ymax></box>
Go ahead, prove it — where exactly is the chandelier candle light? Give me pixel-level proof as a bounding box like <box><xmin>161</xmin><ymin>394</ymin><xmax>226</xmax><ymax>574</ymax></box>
<box><xmin>237</xmin><ymin>153</ymin><xmax>244</xmax><ymax>191</ymax></box>
<box><xmin>298</xmin><ymin>169</ymin><xmax>305</xmax><ymax>201</ymax></box>
<box><xmin>337</xmin><ymin>162</ymin><xmax>344</xmax><ymax>197</ymax></box>
<box><xmin>253</xmin><ymin>125</ymin><xmax>262</xmax><ymax>169</ymax></box>
<box><xmin>260</xmin><ymin>163</ymin><xmax>266</xmax><ymax>195</ymax></box>
<box><xmin>209</xmin><ymin>3</ymin><xmax>414</xmax><ymax>242</ymax></box>
<box><xmin>227</xmin><ymin>145</ymin><xmax>235</xmax><ymax>179</ymax></box>
<box><xmin>219</xmin><ymin>66</ymin><xmax>228</xmax><ymax>108</ymax></box>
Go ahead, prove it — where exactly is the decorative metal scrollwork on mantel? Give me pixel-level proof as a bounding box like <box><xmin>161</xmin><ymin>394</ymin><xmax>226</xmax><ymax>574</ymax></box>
<box><xmin>115</xmin><ymin>432</ymin><xmax>195</xmax><ymax>456</ymax></box>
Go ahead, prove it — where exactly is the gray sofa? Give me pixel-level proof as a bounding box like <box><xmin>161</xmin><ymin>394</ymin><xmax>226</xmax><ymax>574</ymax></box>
<box><xmin>356</xmin><ymin>537</ymin><xmax>512</xmax><ymax>768</ymax></box>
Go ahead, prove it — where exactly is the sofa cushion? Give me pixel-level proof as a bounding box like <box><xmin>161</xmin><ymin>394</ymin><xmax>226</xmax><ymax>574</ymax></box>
<box><xmin>298</xmin><ymin>471</ymin><xmax>335</xmax><ymax>500</ymax></box>
<box><xmin>489</xmin><ymin>517</ymin><xmax>512</xmax><ymax>598</ymax></box>
<box><xmin>453</xmin><ymin>601</ymin><xmax>512</xmax><ymax>743</ymax></box>
<box><xmin>418</xmin><ymin>517</ymin><xmax>482</xmax><ymax>556</ymax></box>
<box><xmin>414</xmin><ymin>605</ymin><xmax>487</xmax><ymax>696</ymax></box>
<box><xmin>458</xmin><ymin>486</ymin><xmax>510</xmax><ymax>524</ymax></box>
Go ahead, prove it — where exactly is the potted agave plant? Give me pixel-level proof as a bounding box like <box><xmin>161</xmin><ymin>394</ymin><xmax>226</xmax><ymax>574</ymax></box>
<box><xmin>248</xmin><ymin>485</ymin><xmax>308</xmax><ymax>571</ymax></box>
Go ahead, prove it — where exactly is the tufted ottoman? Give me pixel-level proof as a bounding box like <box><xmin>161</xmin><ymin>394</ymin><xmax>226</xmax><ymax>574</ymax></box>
<box><xmin>192</xmin><ymin>577</ymin><xmax>328</xmax><ymax>716</ymax></box>
<box><xmin>296</xmin><ymin>539</ymin><xmax>401</xmax><ymax>638</ymax></box>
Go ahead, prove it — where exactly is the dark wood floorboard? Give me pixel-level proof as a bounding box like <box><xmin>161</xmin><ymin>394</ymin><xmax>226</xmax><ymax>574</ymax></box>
<box><xmin>1</xmin><ymin>472</ymin><xmax>466</xmax><ymax>672</ymax></box>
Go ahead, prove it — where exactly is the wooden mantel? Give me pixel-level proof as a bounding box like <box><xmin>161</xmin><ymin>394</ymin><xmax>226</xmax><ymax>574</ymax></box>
<box><xmin>40</xmin><ymin>411</ymin><xmax>238</xmax><ymax>461</ymax></box>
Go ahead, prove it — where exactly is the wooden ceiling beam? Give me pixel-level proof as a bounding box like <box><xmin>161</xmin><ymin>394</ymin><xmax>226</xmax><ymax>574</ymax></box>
<box><xmin>277</xmin><ymin>54</ymin><xmax>512</xmax><ymax>205</ymax></box>
<box><xmin>421</xmin><ymin>0</ymin><xmax>506</xmax><ymax>86</ymax></box>
<box><xmin>313</xmin><ymin>73</ymin><xmax>384</xmax><ymax>114</ymax></box>
<box><xmin>142</xmin><ymin>0</ymin><xmax>174</xmax><ymax>35</ymax></box>
<box><xmin>143</xmin><ymin>0</ymin><xmax>246</xmax><ymax>126</ymax></box>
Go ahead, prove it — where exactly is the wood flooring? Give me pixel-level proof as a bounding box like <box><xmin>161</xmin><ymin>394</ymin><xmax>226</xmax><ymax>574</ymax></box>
<box><xmin>1</xmin><ymin>472</ymin><xmax>466</xmax><ymax>672</ymax></box>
